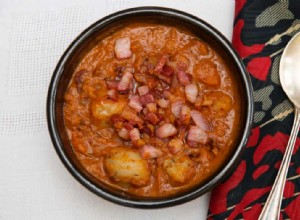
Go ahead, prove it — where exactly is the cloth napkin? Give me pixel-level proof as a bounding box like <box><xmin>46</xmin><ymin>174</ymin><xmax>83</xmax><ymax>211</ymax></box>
<box><xmin>208</xmin><ymin>0</ymin><xmax>300</xmax><ymax>219</ymax></box>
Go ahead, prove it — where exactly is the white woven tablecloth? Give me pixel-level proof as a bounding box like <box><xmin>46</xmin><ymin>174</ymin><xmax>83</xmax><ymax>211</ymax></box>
<box><xmin>0</xmin><ymin>1</ymin><xmax>234</xmax><ymax>219</ymax></box>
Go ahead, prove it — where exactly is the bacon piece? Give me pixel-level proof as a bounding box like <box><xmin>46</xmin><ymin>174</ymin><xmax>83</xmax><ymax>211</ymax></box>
<box><xmin>194</xmin><ymin>95</ymin><xmax>203</xmax><ymax>110</ymax></box>
<box><xmin>180</xmin><ymin>105</ymin><xmax>191</xmax><ymax>124</ymax></box>
<box><xmin>140</xmin><ymin>145</ymin><xmax>162</xmax><ymax>159</ymax></box>
<box><xmin>121</xmin><ymin>107</ymin><xmax>143</xmax><ymax>125</ymax></box>
<box><xmin>142</xmin><ymin>124</ymin><xmax>154</xmax><ymax>137</ymax></box>
<box><xmin>110</xmin><ymin>114</ymin><xmax>124</xmax><ymax>123</ymax></box>
<box><xmin>177</xmin><ymin>61</ymin><xmax>188</xmax><ymax>71</ymax></box>
<box><xmin>134</xmin><ymin>73</ymin><xmax>148</xmax><ymax>84</ymax></box>
<box><xmin>114</xmin><ymin>37</ymin><xmax>132</xmax><ymax>59</ymax></box>
<box><xmin>139</xmin><ymin>94</ymin><xmax>155</xmax><ymax>106</ymax></box>
<box><xmin>156</xmin><ymin>123</ymin><xmax>178</xmax><ymax>139</ymax></box>
<box><xmin>145</xmin><ymin>112</ymin><xmax>159</xmax><ymax>125</ymax></box>
<box><xmin>177</xmin><ymin>70</ymin><xmax>191</xmax><ymax>86</ymax></box>
<box><xmin>161</xmin><ymin>65</ymin><xmax>175</xmax><ymax>76</ymax></box>
<box><xmin>157</xmin><ymin>98</ymin><xmax>169</xmax><ymax>108</ymax></box>
<box><xmin>129</xmin><ymin>128</ymin><xmax>140</xmax><ymax>142</ymax></box>
<box><xmin>157</xmin><ymin>74</ymin><xmax>172</xmax><ymax>84</ymax></box>
<box><xmin>163</xmin><ymin>90</ymin><xmax>172</xmax><ymax>99</ymax></box>
<box><xmin>110</xmin><ymin>114</ymin><xmax>124</xmax><ymax>129</ymax></box>
<box><xmin>151</xmin><ymin>90</ymin><xmax>163</xmax><ymax>99</ymax></box>
<box><xmin>128</xmin><ymin>95</ymin><xmax>143</xmax><ymax>113</ymax></box>
<box><xmin>137</xmin><ymin>85</ymin><xmax>149</xmax><ymax>96</ymax></box>
<box><xmin>117</xmin><ymin>71</ymin><xmax>133</xmax><ymax>92</ymax></box>
<box><xmin>185</xmin><ymin>84</ymin><xmax>198</xmax><ymax>103</ymax></box>
<box><xmin>155</xmin><ymin>53</ymin><xmax>169</xmax><ymax>73</ymax></box>
<box><xmin>107</xmin><ymin>89</ymin><xmax>118</xmax><ymax>101</ymax></box>
<box><xmin>187</xmin><ymin>141</ymin><xmax>198</xmax><ymax>148</ymax></box>
<box><xmin>187</xmin><ymin>126</ymin><xmax>208</xmax><ymax>146</ymax></box>
<box><xmin>168</xmin><ymin>138</ymin><xmax>183</xmax><ymax>154</ymax></box>
<box><xmin>190</xmin><ymin>110</ymin><xmax>209</xmax><ymax>131</ymax></box>
<box><xmin>123</xmin><ymin>122</ymin><xmax>134</xmax><ymax>131</ymax></box>
<box><xmin>105</xmin><ymin>80</ymin><xmax>119</xmax><ymax>90</ymax></box>
<box><xmin>146</xmin><ymin>103</ymin><xmax>157</xmax><ymax>113</ymax></box>
<box><xmin>171</xmin><ymin>100</ymin><xmax>184</xmax><ymax>118</ymax></box>
<box><xmin>118</xmin><ymin>127</ymin><xmax>130</xmax><ymax>140</ymax></box>
<box><xmin>142</xmin><ymin>108</ymin><xmax>148</xmax><ymax>115</ymax></box>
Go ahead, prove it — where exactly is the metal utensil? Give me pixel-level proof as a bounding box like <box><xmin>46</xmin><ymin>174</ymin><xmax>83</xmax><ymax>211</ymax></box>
<box><xmin>259</xmin><ymin>32</ymin><xmax>300</xmax><ymax>220</ymax></box>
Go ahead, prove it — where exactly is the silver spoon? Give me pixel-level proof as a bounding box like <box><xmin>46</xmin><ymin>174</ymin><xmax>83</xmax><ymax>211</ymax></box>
<box><xmin>259</xmin><ymin>32</ymin><xmax>300</xmax><ymax>220</ymax></box>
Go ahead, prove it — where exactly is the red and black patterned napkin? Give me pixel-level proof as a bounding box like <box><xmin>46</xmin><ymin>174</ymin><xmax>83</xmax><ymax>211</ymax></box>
<box><xmin>208</xmin><ymin>1</ymin><xmax>300</xmax><ymax>219</ymax></box>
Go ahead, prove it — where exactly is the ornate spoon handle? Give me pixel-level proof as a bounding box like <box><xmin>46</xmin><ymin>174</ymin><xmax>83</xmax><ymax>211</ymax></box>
<box><xmin>259</xmin><ymin>107</ymin><xmax>300</xmax><ymax>220</ymax></box>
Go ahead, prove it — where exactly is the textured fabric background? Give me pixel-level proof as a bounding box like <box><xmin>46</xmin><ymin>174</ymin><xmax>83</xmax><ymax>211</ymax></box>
<box><xmin>0</xmin><ymin>1</ymin><xmax>234</xmax><ymax>219</ymax></box>
<box><xmin>208</xmin><ymin>0</ymin><xmax>300</xmax><ymax>219</ymax></box>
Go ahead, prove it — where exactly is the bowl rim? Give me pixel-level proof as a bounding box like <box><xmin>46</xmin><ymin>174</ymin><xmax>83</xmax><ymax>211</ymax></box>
<box><xmin>47</xmin><ymin>6</ymin><xmax>254</xmax><ymax>208</ymax></box>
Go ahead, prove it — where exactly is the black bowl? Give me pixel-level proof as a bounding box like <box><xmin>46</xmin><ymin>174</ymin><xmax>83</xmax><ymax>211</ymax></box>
<box><xmin>47</xmin><ymin>7</ymin><xmax>253</xmax><ymax>208</ymax></box>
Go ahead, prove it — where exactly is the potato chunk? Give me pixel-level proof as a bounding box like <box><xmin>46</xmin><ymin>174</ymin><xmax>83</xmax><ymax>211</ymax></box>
<box><xmin>194</xmin><ymin>59</ymin><xmax>220</xmax><ymax>87</ymax></box>
<box><xmin>163</xmin><ymin>155</ymin><xmax>196</xmax><ymax>185</ymax></box>
<box><xmin>105</xmin><ymin>147</ymin><xmax>150</xmax><ymax>186</ymax></box>
<box><xmin>202</xmin><ymin>91</ymin><xmax>233</xmax><ymax>117</ymax></box>
<box><xmin>92</xmin><ymin>99</ymin><xmax>127</xmax><ymax>120</ymax></box>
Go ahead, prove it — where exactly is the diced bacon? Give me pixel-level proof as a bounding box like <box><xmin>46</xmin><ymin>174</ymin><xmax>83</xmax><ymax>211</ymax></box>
<box><xmin>163</xmin><ymin>90</ymin><xmax>172</xmax><ymax>99</ymax></box>
<box><xmin>177</xmin><ymin>61</ymin><xmax>188</xmax><ymax>71</ymax></box>
<box><xmin>142</xmin><ymin>108</ymin><xmax>148</xmax><ymax>115</ymax></box>
<box><xmin>110</xmin><ymin>114</ymin><xmax>125</xmax><ymax>124</ymax></box>
<box><xmin>140</xmin><ymin>145</ymin><xmax>162</xmax><ymax>159</ymax></box>
<box><xmin>187</xmin><ymin>141</ymin><xmax>198</xmax><ymax>148</ymax></box>
<box><xmin>123</xmin><ymin>122</ymin><xmax>134</xmax><ymax>131</ymax></box>
<box><xmin>171</xmin><ymin>100</ymin><xmax>184</xmax><ymax>118</ymax></box>
<box><xmin>114</xmin><ymin>37</ymin><xmax>132</xmax><ymax>59</ymax></box>
<box><xmin>142</xmin><ymin>124</ymin><xmax>154</xmax><ymax>136</ymax></box>
<box><xmin>190</xmin><ymin>110</ymin><xmax>209</xmax><ymax>131</ymax></box>
<box><xmin>110</xmin><ymin>114</ymin><xmax>124</xmax><ymax>129</ymax></box>
<box><xmin>107</xmin><ymin>89</ymin><xmax>118</xmax><ymax>101</ymax></box>
<box><xmin>124</xmin><ymin>66</ymin><xmax>134</xmax><ymax>73</ymax></box>
<box><xmin>139</xmin><ymin>94</ymin><xmax>155</xmax><ymax>106</ymax></box>
<box><xmin>146</xmin><ymin>103</ymin><xmax>157</xmax><ymax>113</ymax></box>
<box><xmin>177</xmin><ymin>70</ymin><xmax>191</xmax><ymax>86</ymax></box>
<box><xmin>157</xmin><ymin>74</ymin><xmax>172</xmax><ymax>84</ymax></box>
<box><xmin>152</xmin><ymin>90</ymin><xmax>163</xmax><ymax>99</ymax></box>
<box><xmin>185</xmin><ymin>84</ymin><xmax>198</xmax><ymax>103</ymax></box>
<box><xmin>156</xmin><ymin>123</ymin><xmax>178</xmax><ymax>139</ymax></box>
<box><xmin>168</xmin><ymin>138</ymin><xmax>183</xmax><ymax>154</ymax></box>
<box><xmin>156</xmin><ymin>113</ymin><xmax>164</xmax><ymax>122</ymax></box>
<box><xmin>180</xmin><ymin>105</ymin><xmax>191</xmax><ymax>124</ymax></box>
<box><xmin>145</xmin><ymin>112</ymin><xmax>159</xmax><ymax>125</ymax></box>
<box><xmin>121</xmin><ymin>107</ymin><xmax>143</xmax><ymax>125</ymax></box>
<box><xmin>157</xmin><ymin>98</ymin><xmax>169</xmax><ymax>108</ymax></box>
<box><xmin>105</xmin><ymin>80</ymin><xmax>119</xmax><ymax>90</ymax></box>
<box><xmin>161</xmin><ymin>65</ymin><xmax>175</xmax><ymax>76</ymax></box>
<box><xmin>194</xmin><ymin>95</ymin><xmax>203</xmax><ymax>110</ymax></box>
<box><xmin>129</xmin><ymin>128</ymin><xmax>140</xmax><ymax>142</ymax></box>
<box><xmin>128</xmin><ymin>95</ymin><xmax>143</xmax><ymax>113</ymax></box>
<box><xmin>134</xmin><ymin>73</ymin><xmax>149</xmax><ymax>84</ymax></box>
<box><xmin>187</xmin><ymin>126</ymin><xmax>208</xmax><ymax>146</ymax></box>
<box><xmin>118</xmin><ymin>127</ymin><xmax>130</xmax><ymax>140</ymax></box>
<box><xmin>155</xmin><ymin>53</ymin><xmax>169</xmax><ymax>73</ymax></box>
<box><xmin>117</xmin><ymin>71</ymin><xmax>133</xmax><ymax>92</ymax></box>
<box><xmin>137</xmin><ymin>85</ymin><xmax>149</xmax><ymax>96</ymax></box>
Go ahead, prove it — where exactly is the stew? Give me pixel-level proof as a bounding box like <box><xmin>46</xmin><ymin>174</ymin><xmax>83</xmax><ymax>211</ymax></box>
<box><xmin>63</xmin><ymin>23</ymin><xmax>242</xmax><ymax>197</ymax></box>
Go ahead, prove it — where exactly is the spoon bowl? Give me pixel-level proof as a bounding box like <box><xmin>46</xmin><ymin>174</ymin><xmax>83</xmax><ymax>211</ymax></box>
<box><xmin>280</xmin><ymin>32</ymin><xmax>300</xmax><ymax>108</ymax></box>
